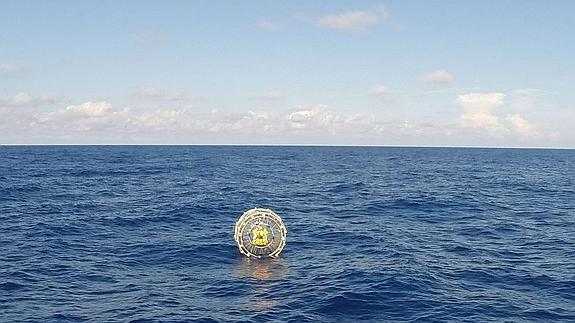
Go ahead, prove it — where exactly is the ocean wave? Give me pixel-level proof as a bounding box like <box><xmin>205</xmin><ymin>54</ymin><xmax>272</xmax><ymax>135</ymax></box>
<box><xmin>1</xmin><ymin>146</ymin><xmax>574</xmax><ymax>322</ymax></box>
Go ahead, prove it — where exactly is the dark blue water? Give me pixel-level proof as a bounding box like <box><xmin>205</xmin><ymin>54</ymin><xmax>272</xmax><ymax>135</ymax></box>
<box><xmin>1</xmin><ymin>146</ymin><xmax>574</xmax><ymax>322</ymax></box>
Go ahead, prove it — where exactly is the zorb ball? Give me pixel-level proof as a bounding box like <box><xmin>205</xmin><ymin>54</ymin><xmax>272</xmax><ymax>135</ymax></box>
<box><xmin>234</xmin><ymin>208</ymin><xmax>287</xmax><ymax>258</ymax></box>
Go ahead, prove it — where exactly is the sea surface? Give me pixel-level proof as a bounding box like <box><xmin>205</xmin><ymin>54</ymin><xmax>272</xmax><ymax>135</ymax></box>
<box><xmin>1</xmin><ymin>146</ymin><xmax>574</xmax><ymax>322</ymax></box>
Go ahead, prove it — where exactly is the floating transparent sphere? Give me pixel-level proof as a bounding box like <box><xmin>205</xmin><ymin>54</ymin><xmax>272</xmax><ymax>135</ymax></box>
<box><xmin>234</xmin><ymin>208</ymin><xmax>287</xmax><ymax>258</ymax></box>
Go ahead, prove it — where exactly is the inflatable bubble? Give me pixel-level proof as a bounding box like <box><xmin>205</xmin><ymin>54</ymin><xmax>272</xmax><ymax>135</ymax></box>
<box><xmin>234</xmin><ymin>208</ymin><xmax>287</xmax><ymax>258</ymax></box>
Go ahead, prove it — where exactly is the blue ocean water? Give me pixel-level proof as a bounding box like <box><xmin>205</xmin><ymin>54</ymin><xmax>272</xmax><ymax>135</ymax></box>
<box><xmin>1</xmin><ymin>146</ymin><xmax>574</xmax><ymax>322</ymax></box>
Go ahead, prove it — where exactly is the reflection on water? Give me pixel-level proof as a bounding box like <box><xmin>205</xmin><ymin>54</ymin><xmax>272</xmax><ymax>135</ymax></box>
<box><xmin>232</xmin><ymin>256</ymin><xmax>288</xmax><ymax>281</ymax></box>
<box><xmin>252</xmin><ymin>299</ymin><xmax>280</xmax><ymax>310</ymax></box>
<box><xmin>232</xmin><ymin>256</ymin><xmax>288</xmax><ymax>310</ymax></box>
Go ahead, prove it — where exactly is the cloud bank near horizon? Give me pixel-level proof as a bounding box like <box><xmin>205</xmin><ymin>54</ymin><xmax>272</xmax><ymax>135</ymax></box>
<box><xmin>0</xmin><ymin>88</ymin><xmax>566</xmax><ymax>147</ymax></box>
<box><xmin>1</xmin><ymin>2</ymin><xmax>573</xmax><ymax>147</ymax></box>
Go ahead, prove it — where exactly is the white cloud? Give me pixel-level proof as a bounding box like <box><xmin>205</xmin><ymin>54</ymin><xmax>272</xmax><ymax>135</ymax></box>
<box><xmin>506</xmin><ymin>114</ymin><xmax>538</xmax><ymax>138</ymax></box>
<box><xmin>2</xmin><ymin>93</ymin><xmax>560</xmax><ymax>146</ymax></box>
<box><xmin>287</xmin><ymin>107</ymin><xmax>321</xmax><ymax>129</ymax></box>
<box><xmin>34</xmin><ymin>101</ymin><xmax>130</xmax><ymax>132</ymax></box>
<box><xmin>10</xmin><ymin>92</ymin><xmax>33</xmax><ymax>106</ymax></box>
<box><xmin>456</xmin><ymin>92</ymin><xmax>505</xmax><ymax>131</ymax></box>
<box><xmin>134</xmin><ymin>86</ymin><xmax>186</xmax><ymax>101</ymax></box>
<box><xmin>460</xmin><ymin>113</ymin><xmax>501</xmax><ymax>130</ymax></box>
<box><xmin>34</xmin><ymin>101</ymin><xmax>188</xmax><ymax>134</ymax></box>
<box><xmin>122</xmin><ymin>105</ymin><xmax>379</xmax><ymax>137</ymax></box>
<box><xmin>185</xmin><ymin>109</ymin><xmax>280</xmax><ymax>135</ymax></box>
<box><xmin>65</xmin><ymin>101</ymin><xmax>113</xmax><ymax>118</ymax></box>
<box><xmin>457</xmin><ymin>92</ymin><xmax>505</xmax><ymax>114</ymax></box>
<box><xmin>456</xmin><ymin>92</ymin><xmax>543</xmax><ymax>139</ymax></box>
<box><xmin>419</xmin><ymin>70</ymin><xmax>454</xmax><ymax>85</ymax></box>
<box><xmin>0</xmin><ymin>92</ymin><xmax>55</xmax><ymax>107</ymax></box>
<box><xmin>0</xmin><ymin>92</ymin><xmax>57</xmax><ymax>138</ymax></box>
<box><xmin>246</xmin><ymin>110</ymin><xmax>273</xmax><ymax>121</ymax></box>
<box><xmin>130</xmin><ymin>109</ymin><xmax>186</xmax><ymax>129</ymax></box>
<box><xmin>259</xmin><ymin>19</ymin><xmax>279</xmax><ymax>32</ymax></box>
<box><xmin>22</xmin><ymin>101</ymin><xmax>444</xmax><ymax>142</ymax></box>
<box><xmin>287</xmin><ymin>105</ymin><xmax>374</xmax><ymax>134</ymax></box>
<box><xmin>317</xmin><ymin>7</ymin><xmax>387</xmax><ymax>31</ymax></box>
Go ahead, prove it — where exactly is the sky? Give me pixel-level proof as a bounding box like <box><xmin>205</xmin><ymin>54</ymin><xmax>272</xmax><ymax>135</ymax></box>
<box><xmin>1</xmin><ymin>0</ymin><xmax>574</xmax><ymax>147</ymax></box>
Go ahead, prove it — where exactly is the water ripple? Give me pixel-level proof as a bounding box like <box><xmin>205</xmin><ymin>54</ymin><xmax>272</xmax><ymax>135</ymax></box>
<box><xmin>0</xmin><ymin>146</ymin><xmax>574</xmax><ymax>322</ymax></box>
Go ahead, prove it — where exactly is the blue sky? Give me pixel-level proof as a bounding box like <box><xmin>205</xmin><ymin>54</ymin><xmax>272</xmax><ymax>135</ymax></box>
<box><xmin>1</xmin><ymin>0</ymin><xmax>574</xmax><ymax>146</ymax></box>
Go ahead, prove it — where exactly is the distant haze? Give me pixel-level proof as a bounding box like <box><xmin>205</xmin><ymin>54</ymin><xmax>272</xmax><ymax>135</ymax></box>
<box><xmin>1</xmin><ymin>1</ymin><xmax>574</xmax><ymax>147</ymax></box>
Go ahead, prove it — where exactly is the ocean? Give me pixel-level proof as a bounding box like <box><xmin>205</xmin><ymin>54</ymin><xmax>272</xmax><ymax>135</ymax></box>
<box><xmin>1</xmin><ymin>146</ymin><xmax>574</xmax><ymax>322</ymax></box>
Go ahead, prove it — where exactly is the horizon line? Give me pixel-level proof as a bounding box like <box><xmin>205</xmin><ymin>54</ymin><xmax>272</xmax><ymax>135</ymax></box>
<box><xmin>0</xmin><ymin>143</ymin><xmax>573</xmax><ymax>150</ymax></box>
